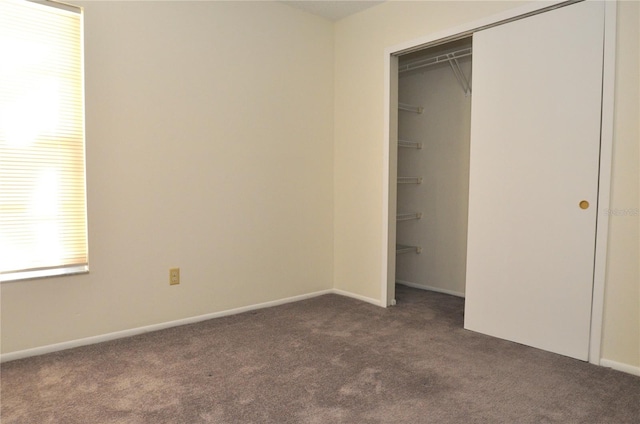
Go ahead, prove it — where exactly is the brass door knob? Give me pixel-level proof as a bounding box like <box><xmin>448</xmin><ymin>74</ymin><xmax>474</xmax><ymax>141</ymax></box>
<box><xmin>579</xmin><ymin>200</ymin><xmax>590</xmax><ymax>210</ymax></box>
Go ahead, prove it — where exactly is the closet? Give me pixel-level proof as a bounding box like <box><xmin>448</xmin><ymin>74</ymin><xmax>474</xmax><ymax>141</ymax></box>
<box><xmin>389</xmin><ymin>0</ymin><xmax>611</xmax><ymax>361</ymax></box>
<box><xmin>395</xmin><ymin>38</ymin><xmax>472</xmax><ymax>299</ymax></box>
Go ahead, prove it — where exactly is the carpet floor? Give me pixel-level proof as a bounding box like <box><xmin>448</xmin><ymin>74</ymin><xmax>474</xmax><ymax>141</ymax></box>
<box><xmin>2</xmin><ymin>285</ymin><xmax>639</xmax><ymax>423</ymax></box>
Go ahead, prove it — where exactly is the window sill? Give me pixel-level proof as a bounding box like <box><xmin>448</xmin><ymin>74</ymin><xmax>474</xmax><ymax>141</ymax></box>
<box><xmin>0</xmin><ymin>265</ymin><xmax>89</xmax><ymax>283</ymax></box>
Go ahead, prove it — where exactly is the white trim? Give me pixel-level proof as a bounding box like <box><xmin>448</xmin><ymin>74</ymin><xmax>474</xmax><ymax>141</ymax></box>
<box><xmin>0</xmin><ymin>264</ymin><xmax>88</xmax><ymax>283</ymax></box>
<box><xmin>396</xmin><ymin>279</ymin><xmax>465</xmax><ymax>298</ymax></box>
<box><xmin>0</xmin><ymin>288</ymin><xmax>382</xmax><ymax>363</ymax></box>
<box><xmin>332</xmin><ymin>288</ymin><xmax>383</xmax><ymax>307</ymax></box>
<box><xmin>382</xmin><ymin>0</ymin><xmax>615</xmax><ymax>365</ymax></box>
<box><xmin>4</xmin><ymin>285</ymin><xmax>633</xmax><ymax>377</ymax></box>
<box><xmin>589</xmin><ymin>0</ymin><xmax>617</xmax><ymax>366</ymax></box>
<box><xmin>1</xmin><ymin>289</ymin><xmax>336</xmax><ymax>362</ymax></box>
<box><xmin>381</xmin><ymin>51</ymin><xmax>391</xmax><ymax>308</ymax></box>
<box><xmin>600</xmin><ymin>359</ymin><xmax>640</xmax><ymax>377</ymax></box>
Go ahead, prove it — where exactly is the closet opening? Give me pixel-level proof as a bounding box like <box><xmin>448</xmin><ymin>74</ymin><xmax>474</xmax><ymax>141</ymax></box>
<box><xmin>383</xmin><ymin>0</ymin><xmax>615</xmax><ymax>364</ymax></box>
<box><xmin>392</xmin><ymin>36</ymin><xmax>472</xmax><ymax>307</ymax></box>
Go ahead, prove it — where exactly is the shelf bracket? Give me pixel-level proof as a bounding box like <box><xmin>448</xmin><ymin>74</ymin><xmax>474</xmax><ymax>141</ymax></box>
<box><xmin>398</xmin><ymin>139</ymin><xmax>423</xmax><ymax>149</ymax></box>
<box><xmin>396</xmin><ymin>244</ymin><xmax>422</xmax><ymax>255</ymax></box>
<box><xmin>397</xmin><ymin>212</ymin><xmax>423</xmax><ymax>221</ymax></box>
<box><xmin>397</xmin><ymin>176</ymin><xmax>423</xmax><ymax>184</ymax></box>
<box><xmin>447</xmin><ymin>54</ymin><xmax>471</xmax><ymax>96</ymax></box>
<box><xmin>398</xmin><ymin>103</ymin><xmax>424</xmax><ymax>114</ymax></box>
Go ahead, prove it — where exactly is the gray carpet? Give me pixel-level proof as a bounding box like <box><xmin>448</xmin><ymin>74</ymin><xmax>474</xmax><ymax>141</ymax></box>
<box><xmin>2</xmin><ymin>285</ymin><xmax>639</xmax><ymax>423</ymax></box>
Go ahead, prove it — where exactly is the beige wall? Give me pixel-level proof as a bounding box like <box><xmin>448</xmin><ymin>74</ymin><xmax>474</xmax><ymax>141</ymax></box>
<box><xmin>0</xmin><ymin>1</ymin><xmax>335</xmax><ymax>353</ymax></box>
<box><xmin>334</xmin><ymin>0</ymin><xmax>639</xmax><ymax>368</ymax></box>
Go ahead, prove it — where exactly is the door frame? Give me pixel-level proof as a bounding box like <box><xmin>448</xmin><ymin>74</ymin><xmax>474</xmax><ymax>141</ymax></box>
<box><xmin>381</xmin><ymin>0</ymin><xmax>617</xmax><ymax>365</ymax></box>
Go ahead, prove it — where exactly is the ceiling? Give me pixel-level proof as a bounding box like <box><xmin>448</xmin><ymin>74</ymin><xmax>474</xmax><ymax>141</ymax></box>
<box><xmin>282</xmin><ymin>1</ymin><xmax>385</xmax><ymax>21</ymax></box>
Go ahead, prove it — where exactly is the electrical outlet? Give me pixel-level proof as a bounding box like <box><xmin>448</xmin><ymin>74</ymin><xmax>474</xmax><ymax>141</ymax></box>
<box><xmin>169</xmin><ymin>268</ymin><xmax>180</xmax><ymax>285</ymax></box>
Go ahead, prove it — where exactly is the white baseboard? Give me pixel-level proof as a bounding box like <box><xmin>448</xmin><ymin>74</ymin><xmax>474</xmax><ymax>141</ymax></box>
<box><xmin>332</xmin><ymin>288</ymin><xmax>383</xmax><ymax>307</ymax></box>
<box><xmin>599</xmin><ymin>358</ymin><xmax>640</xmax><ymax>377</ymax></box>
<box><xmin>5</xmin><ymin>287</ymin><xmax>637</xmax><ymax>380</ymax></box>
<box><xmin>1</xmin><ymin>289</ymin><xmax>343</xmax><ymax>363</ymax></box>
<box><xmin>396</xmin><ymin>279</ymin><xmax>465</xmax><ymax>298</ymax></box>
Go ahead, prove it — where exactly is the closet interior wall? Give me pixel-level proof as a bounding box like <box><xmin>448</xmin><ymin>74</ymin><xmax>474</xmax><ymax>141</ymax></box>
<box><xmin>396</xmin><ymin>40</ymin><xmax>472</xmax><ymax>297</ymax></box>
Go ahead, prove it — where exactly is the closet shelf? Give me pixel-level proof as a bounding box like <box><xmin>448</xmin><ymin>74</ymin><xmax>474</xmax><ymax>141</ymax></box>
<box><xmin>397</xmin><ymin>212</ymin><xmax>423</xmax><ymax>222</ymax></box>
<box><xmin>398</xmin><ymin>102</ymin><xmax>424</xmax><ymax>114</ymax></box>
<box><xmin>399</xmin><ymin>47</ymin><xmax>472</xmax><ymax>96</ymax></box>
<box><xmin>396</xmin><ymin>244</ymin><xmax>422</xmax><ymax>255</ymax></box>
<box><xmin>398</xmin><ymin>139</ymin><xmax>423</xmax><ymax>149</ymax></box>
<box><xmin>397</xmin><ymin>176</ymin><xmax>423</xmax><ymax>184</ymax></box>
<box><xmin>400</xmin><ymin>47</ymin><xmax>471</xmax><ymax>73</ymax></box>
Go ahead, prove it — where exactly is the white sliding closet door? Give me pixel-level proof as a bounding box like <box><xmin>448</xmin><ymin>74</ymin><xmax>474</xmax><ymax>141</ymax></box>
<box><xmin>464</xmin><ymin>1</ymin><xmax>605</xmax><ymax>360</ymax></box>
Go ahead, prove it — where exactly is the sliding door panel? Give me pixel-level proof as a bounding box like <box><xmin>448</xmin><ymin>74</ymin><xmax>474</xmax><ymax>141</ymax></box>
<box><xmin>464</xmin><ymin>1</ymin><xmax>605</xmax><ymax>360</ymax></box>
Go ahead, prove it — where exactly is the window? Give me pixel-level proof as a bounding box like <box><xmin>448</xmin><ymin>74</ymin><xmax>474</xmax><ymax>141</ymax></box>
<box><xmin>0</xmin><ymin>0</ymin><xmax>87</xmax><ymax>282</ymax></box>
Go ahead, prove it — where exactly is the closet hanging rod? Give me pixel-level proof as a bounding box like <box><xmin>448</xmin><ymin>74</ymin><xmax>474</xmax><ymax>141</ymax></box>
<box><xmin>397</xmin><ymin>212</ymin><xmax>423</xmax><ymax>221</ymax></box>
<box><xmin>398</xmin><ymin>103</ymin><xmax>424</xmax><ymax>114</ymax></box>
<box><xmin>396</xmin><ymin>244</ymin><xmax>422</xmax><ymax>254</ymax></box>
<box><xmin>399</xmin><ymin>47</ymin><xmax>472</xmax><ymax>74</ymax></box>
<box><xmin>398</xmin><ymin>139</ymin><xmax>423</xmax><ymax>149</ymax></box>
<box><xmin>397</xmin><ymin>176</ymin><xmax>423</xmax><ymax>184</ymax></box>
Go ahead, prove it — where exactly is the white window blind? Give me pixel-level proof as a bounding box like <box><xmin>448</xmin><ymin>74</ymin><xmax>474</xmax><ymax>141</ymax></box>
<box><xmin>0</xmin><ymin>0</ymin><xmax>87</xmax><ymax>281</ymax></box>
